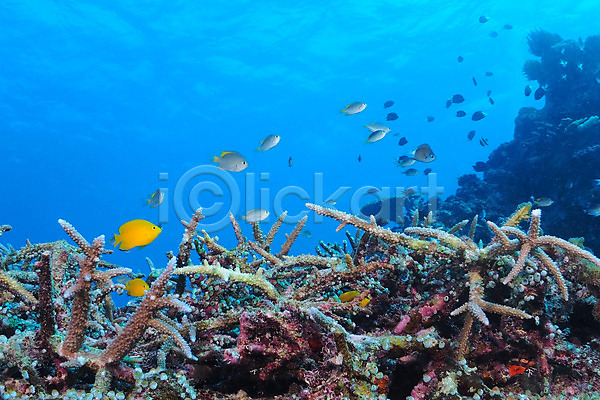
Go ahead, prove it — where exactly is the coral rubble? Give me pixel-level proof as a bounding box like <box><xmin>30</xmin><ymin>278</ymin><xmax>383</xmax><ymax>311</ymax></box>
<box><xmin>1</xmin><ymin>200</ymin><xmax>600</xmax><ymax>399</ymax></box>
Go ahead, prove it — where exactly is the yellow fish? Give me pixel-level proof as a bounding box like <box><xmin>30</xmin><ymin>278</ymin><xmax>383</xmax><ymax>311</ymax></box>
<box><xmin>339</xmin><ymin>290</ymin><xmax>360</xmax><ymax>303</ymax></box>
<box><xmin>125</xmin><ymin>278</ymin><xmax>149</xmax><ymax>297</ymax></box>
<box><xmin>338</xmin><ymin>290</ymin><xmax>370</xmax><ymax>307</ymax></box>
<box><xmin>113</xmin><ymin>219</ymin><xmax>161</xmax><ymax>251</ymax></box>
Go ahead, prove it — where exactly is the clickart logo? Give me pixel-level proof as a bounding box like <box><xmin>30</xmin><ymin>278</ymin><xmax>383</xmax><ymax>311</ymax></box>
<box><xmin>156</xmin><ymin>165</ymin><xmax>444</xmax><ymax>234</ymax></box>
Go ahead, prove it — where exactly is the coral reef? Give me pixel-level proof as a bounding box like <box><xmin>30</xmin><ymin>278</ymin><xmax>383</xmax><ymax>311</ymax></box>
<box><xmin>441</xmin><ymin>30</ymin><xmax>600</xmax><ymax>255</ymax></box>
<box><xmin>1</xmin><ymin>200</ymin><xmax>600</xmax><ymax>399</ymax></box>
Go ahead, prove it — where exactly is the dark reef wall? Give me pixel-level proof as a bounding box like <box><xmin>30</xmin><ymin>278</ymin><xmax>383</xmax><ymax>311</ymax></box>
<box><xmin>439</xmin><ymin>30</ymin><xmax>600</xmax><ymax>252</ymax></box>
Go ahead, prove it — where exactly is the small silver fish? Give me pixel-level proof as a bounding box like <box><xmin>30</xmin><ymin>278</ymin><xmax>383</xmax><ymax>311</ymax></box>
<box><xmin>342</xmin><ymin>102</ymin><xmax>367</xmax><ymax>115</ymax></box>
<box><xmin>242</xmin><ymin>209</ymin><xmax>270</xmax><ymax>223</ymax></box>
<box><xmin>534</xmin><ymin>197</ymin><xmax>554</xmax><ymax>207</ymax></box>
<box><xmin>258</xmin><ymin>135</ymin><xmax>280</xmax><ymax>152</ymax></box>
<box><xmin>366</xmin><ymin>130</ymin><xmax>386</xmax><ymax>143</ymax></box>
<box><xmin>288</xmin><ymin>156</ymin><xmax>293</xmax><ymax>167</ymax></box>
<box><xmin>365</xmin><ymin>123</ymin><xmax>391</xmax><ymax>133</ymax></box>
<box><xmin>213</xmin><ymin>151</ymin><xmax>248</xmax><ymax>172</ymax></box>
<box><xmin>413</xmin><ymin>144</ymin><xmax>436</xmax><ymax>163</ymax></box>
<box><xmin>145</xmin><ymin>189</ymin><xmax>164</xmax><ymax>208</ymax></box>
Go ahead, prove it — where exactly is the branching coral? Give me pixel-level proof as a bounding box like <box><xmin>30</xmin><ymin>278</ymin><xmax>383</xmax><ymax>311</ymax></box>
<box><xmin>97</xmin><ymin>257</ymin><xmax>194</xmax><ymax>368</ymax></box>
<box><xmin>1</xmin><ymin>198</ymin><xmax>600</xmax><ymax>399</ymax></box>
<box><xmin>451</xmin><ymin>271</ymin><xmax>532</xmax><ymax>359</ymax></box>
<box><xmin>57</xmin><ymin>219</ymin><xmax>131</xmax><ymax>359</ymax></box>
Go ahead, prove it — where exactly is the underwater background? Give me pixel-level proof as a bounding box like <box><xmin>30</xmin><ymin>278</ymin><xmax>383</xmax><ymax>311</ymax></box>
<box><xmin>3</xmin><ymin>1</ymin><xmax>600</xmax><ymax>399</ymax></box>
<box><xmin>2</xmin><ymin>0</ymin><xmax>600</xmax><ymax>272</ymax></box>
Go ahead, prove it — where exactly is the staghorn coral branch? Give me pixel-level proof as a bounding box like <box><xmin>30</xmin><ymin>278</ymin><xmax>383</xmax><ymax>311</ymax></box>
<box><xmin>147</xmin><ymin>318</ymin><xmax>192</xmax><ymax>360</ymax></box>
<box><xmin>248</xmin><ymin>240</ymin><xmax>282</xmax><ymax>265</ymax></box>
<box><xmin>175</xmin><ymin>208</ymin><xmax>205</xmax><ymax>294</ymax></box>
<box><xmin>536</xmin><ymin>234</ymin><xmax>600</xmax><ymax>266</ymax></box>
<box><xmin>307</xmin><ymin>203</ymin><xmax>428</xmax><ymax>250</ymax></box>
<box><xmin>277</xmin><ymin>214</ymin><xmax>308</xmax><ymax>257</ymax></box>
<box><xmin>487</xmin><ymin>221</ymin><xmax>512</xmax><ymax>247</ymax></box>
<box><xmin>499</xmin><ymin>209</ymin><xmax>600</xmax><ymax>301</ymax></box>
<box><xmin>229</xmin><ymin>212</ymin><xmax>246</xmax><ymax>247</ymax></box>
<box><xmin>58</xmin><ymin>219</ymin><xmax>91</xmax><ymax>251</ymax></box>
<box><xmin>468</xmin><ymin>215</ymin><xmax>478</xmax><ymax>240</ymax></box>
<box><xmin>34</xmin><ymin>251</ymin><xmax>55</xmax><ymax>350</ymax></box>
<box><xmin>59</xmin><ymin>230</ymin><xmax>110</xmax><ymax>359</ymax></box>
<box><xmin>200</xmin><ymin>230</ymin><xmax>227</xmax><ymax>253</ymax></box>
<box><xmin>448</xmin><ymin>219</ymin><xmax>469</xmax><ymax>235</ymax></box>
<box><xmin>251</xmin><ymin>222</ymin><xmax>266</xmax><ymax>247</ymax></box>
<box><xmin>175</xmin><ymin>260</ymin><xmax>281</xmax><ymax>301</ymax></box>
<box><xmin>404</xmin><ymin>227</ymin><xmax>467</xmax><ymax>251</ymax></box>
<box><xmin>57</xmin><ymin>220</ymin><xmax>132</xmax><ymax>359</ymax></box>
<box><xmin>98</xmin><ymin>257</ymin><xmax>193</xmax><ymax>367</ymax></box>
<box><xmin>451</xmin><ymin>271</ymin><xmax>532</xmax><ymax>359</ymax></box>
<box><xmin>276</xmin><ymin>255</ymin><xmax>340</xmax><ymax>270</ymax></box>
<box><xmin>0</xmin><ymin>270</ymin><xmax>37</xmax><ymax>304</ymax></box>
<box><xmin>265</xmin><ymin>210</ymin><xmax>287</xmax><ymax>248</ymax></box>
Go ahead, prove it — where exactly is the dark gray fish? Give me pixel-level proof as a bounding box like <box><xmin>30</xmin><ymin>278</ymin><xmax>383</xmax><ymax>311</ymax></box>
<box><xmin>397</xmin><ymin>155</ymin><xmax>416</xmax><ymax>167</ymax></box>
<box><xmin>445</xmin><ymin>99</ymin><xmax>452</xmax><ymax>108</ymax></box>
<box><xmin>414</xmin><ymin>144</ymin><xmax>436</xmax><ymax>163</ymax></box>
<box><xmin>473</xmin><ymin>161</ymin><xmax>488</xmax><ymax>172</ymax></box>
<box><xmin>479</xmin><ymin>137</ymin><xmax>489</xmax><ymax>146</ymax></box>
<box><xmin>485</xmin><ymin>71</ymin><xmax>494</xmax><ymax>76</ymax></box>
<box><xmin>486</xmin><ymin>89</ymin><xmax>492</xmax><ymax>96</ymax></box>
<box><xmin>489</xmin><ymin>97</ymin><xmax>495</xmax><ymax>105</ymax></box>
<box><xmin>358</xmin><ymin>155</ymin><xmax>362</xmax><ymax>162</ymax></box>
<box><xmin>472</xmin><ymin>76</ymin><xmax>478</xmax><ymax>86</ymax></box>
<box><xmin>456</xmin><ymin>110</ymin><xmax>467</xmax><ymax>117</ymax></box>
<box><xmin>403</xmin><ymin>168</ymin><xmax>419</xmax><ymax>176</ymax></box>
<box><xmin>452</xmin><ymin>94</ymin><xmax>465</xmax><ymax>103</ymax></box>
<box><xmin>489</xmin><ymin>31</ymin><xmax>498</xmax><ymax>38</ymax></box>
<box><xmin>423</xmin><ymin>168</ymin><xmax>432</xmax><ymax>175</ymax></box>
<box><xmin>534</xmin><ymin>87</ymin><xmax>545</xmax><ymax>100</ymax></box>
<box><xmin>503</xmin><ymin>24</ymin><xmax>513</xmax><ymax>30</ymax></box>
<box><xmin>457</xmin><ymin>55</ymin><xmax>464</xmax><ymax>63</ymax></box>
<box><xmin>288</xmin><ymin>156</ymin><xmax>293</xmax><ymax>167</ymax></box>
<box><xmin>472</xmin><ymin>111</ymin><xmax>487</xmax><ymax>121</ymax></box>
<box><xmin>479</xmin><ymin>15</ymin><xmax>489</xmax><ymax>23</ymax></box>
<box><xmin>398</xmin><ymin>136</ymin><xmax>408</xmax><ymax>146</ymax></box>
<box><xmin>384</xmin><ymin>100</ymin><xmax>394</xmax><ymax>108</ymax></box>
<box><xmin>426</xmin><ymin>115</ymin><xmax>435</xmax><ymax>122</ymax></box>
<box><xmin>386</xmin><ymin>112</ymin><xmax>399</xmax><ymax>121</ymax></box>
<box><xmin>367</xmin><ymin>188</ymin><xmax>380</xmax><ymax>194</ymax></box>
<box><xmin>524</xmin><ymin>85</ymin><xmax>532</xmax><ymax>96</ymax></box>
<box><xmin>467</xmin><ymin>130</ymin><xmax>476</xmax><ymax>140</ymax></box>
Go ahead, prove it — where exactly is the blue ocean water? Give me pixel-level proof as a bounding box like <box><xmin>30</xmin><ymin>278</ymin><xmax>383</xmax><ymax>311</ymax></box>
<box><xmin>1</xmin><ymin>0</ymin><xmax>599</xmax><ymax>274</ymax></box>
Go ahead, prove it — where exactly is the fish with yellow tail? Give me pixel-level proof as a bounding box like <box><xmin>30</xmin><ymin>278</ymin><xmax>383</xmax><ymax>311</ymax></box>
<box><xmin>341</xmin><ymin>102</ymin><xmax>367</xmax><ymax>115</ymax></box>
<box><xmin>213</xmin><ymin>151</ymin><xmax>248</xmax><ymax>172</ymax></box>
<box><xmin>113</xmin><ymin>219</ymin><xmax>161</xmax><ymax>251</ymax></box>
<box><xmin>124</xmin><ymin>278</ymin><xmax>149</xmax><ymax>297</ymax></box>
